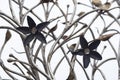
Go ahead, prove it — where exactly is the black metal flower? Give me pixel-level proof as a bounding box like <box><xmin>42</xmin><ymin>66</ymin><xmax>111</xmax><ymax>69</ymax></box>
<box><xmin>71</xmin><ymin>35</ymin><xmax>102</xmax><ymax>68</ymax></box>
<box><xmin>17</xmin><ymin>16</ymin><xmax>50</xmax><ymax>45</ymax></box>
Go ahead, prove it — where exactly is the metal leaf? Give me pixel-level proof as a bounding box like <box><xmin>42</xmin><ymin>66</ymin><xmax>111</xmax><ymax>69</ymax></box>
<box><xmin>98</xmin><ymin>33</ymin><xmax>116</xmax><ymax>41</ymax></box>
<box><xmin>77</xmin><ymin>11</ymin><xmax>85</xmax><ymax>16</ymax></box>
<box><xmin>49</xmin><ymin>24</ymin><xmax>57</xmax><ymax>32</ymax></box>
<box><xmin>100</xmin><ymin>2</ymin><xmax>111</xmax><ymax>10</ymax></box>
<box><xmin>68</xmin><ymin>44</ymin><xmax>76</xmax><ymax>51</ymax></box>
<box><xmin>5</xmin><ymin>30</ymin><xmax>11</xmax><ymax>43</ymax></box>
<box><xmin>92</xmin><ymin>0</ymin><xmax>102</xmax><ymax>7</ymax></box>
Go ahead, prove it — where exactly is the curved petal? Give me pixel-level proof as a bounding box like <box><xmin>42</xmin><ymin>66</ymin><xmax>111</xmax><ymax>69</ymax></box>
<box><xmin>89</xmin><ymin>40</ymin><xmax>100</xmax><ymax>50</ymax></box>
<box><xmin>35</xmin><ymin>32</ymin><xmax>46</xmax><ymax>43</ymax></box>
<box><xmin>83</xmin><ymin>55</ymin><xmax>90</xmax><ymax>68</ymax></box>
<box><xmin>17</xmin><ymin>27</ymin><xmax>30</xmax><ymax>34</ymax></box>
<box><xmin>76</xmin><ymin>49</ymin><xmax>84</xmax><ymax>55</ymax></box>
<box><xmin>90</xmin><ymin>51</ymin><xmax>102</xmax><ymax>60</ymax></box>
<box><xmin>24</xmin><ymin>34</ymin><xmax>34</xmax><ymax>45</ymax></box>
<box><xmin>80</xmin><ymin>35</ymin><xmax>88</xmax><ymax>49</ymax></box>
<box><xmin>36</xmin><ymin>22</ymin><xmax>50</xmax><ymax>31</ymax></box>
<box><xmin>27</xmin><ymin>16</ymin><xmax>36</xmax><ymax>29</ymax></box>
<box><xmin>71</xmin><ymin>49</ymin><xmax>84</xmax><ymax>55</ymax></box>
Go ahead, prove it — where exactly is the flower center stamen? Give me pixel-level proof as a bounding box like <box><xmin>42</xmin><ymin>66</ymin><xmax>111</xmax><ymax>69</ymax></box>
<box><xmin>84</xmin><ymin>48</ymin><xmax>90</xmax><ymax>54</ymax></box>
<box><xmin>31</xmin><ymin>27</ymin><xmax>37</xmax><ymax>34</ymax></box>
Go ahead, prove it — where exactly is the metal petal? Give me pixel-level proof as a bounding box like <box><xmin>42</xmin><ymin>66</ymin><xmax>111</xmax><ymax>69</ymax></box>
<box><xmin>17</xmin><ymin>27</ymin><xmax>30</xmax><ymax>34</ymax></box>
<box><xmin>74</xmin><ymin>49</ymin><xmax>84</xmax><ymax>55</ymax></box>
<box><xmin>83</xmin><ymin>55</ymin><xmax>90</xmax><ymax>68</ymax></box>
<box><xmin>27</xmin><ymin>16</ymin><xmax>36</xmax><ymax>29</ymax></box>
<box><xmin>80</xmin><ymin>35</ymin><xmax>88</xmax><ymax>49</ymax></box>
<box><xmin>36</xmin><ymin>22</ymin><xmax>50</xmax><ymax>31</ymax></box>
<box><xmin>24</xmin><ymin>34</ymin><xmax>34</xmax><ymax>45</ymax></box>
<box><xmin>89</xmin><ymin>40</ymin><xmax>100</xmax><ymax>50</ymax></box>
<box><xmin>90</xmin><ymin>51</ymin><xmax>102</xmax><ymax>60</ymax></box>
<box><xmin>35</xmin><ymin>32</ymin><xmax>46</xmax><ymax>43</ymax></box>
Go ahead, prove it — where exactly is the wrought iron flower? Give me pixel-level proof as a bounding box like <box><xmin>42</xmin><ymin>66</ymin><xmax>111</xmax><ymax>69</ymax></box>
<box><xmin>71</xmin><ymin>35</ymin><xmax>102</xmax><ymax>68</ymax></box>
<box><xmin>17</xmin><ymin>16</ymin><xmax>50</xmax><ymax>45</ymax></box>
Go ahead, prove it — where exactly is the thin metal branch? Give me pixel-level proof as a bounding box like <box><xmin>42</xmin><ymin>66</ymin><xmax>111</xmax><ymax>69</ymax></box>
<box><xmin>22</xmin><ymin>2</ymin><xmax>41</xmax><ymax>22</ymax></box>
<box><xmin>1</xmin><ymin>63</ymin><xmax>33</xmax><ymax>80</ymax></box>
<box><xmin>76</xmin><ymin>59</ymin><xmax>90</xmax><ymax>80</ymax></box>
<box><xmin>0</xmin><ymin>11</ymin><xmax>20</xmax><ymax>27</ymax></box>
<box><xmin>9</xmin><ymin>0</ymin><xmax>17</xmax><ymax>20</ymax></box>
<box><xmin>12</xmin><ymin>0</ymin><xmax>43</xmax><ymax>22</ymax></box>
<box><xmin>97</xmin><ymin>69</ymin><xmax>106</xmax><ymax>80</ymax></box>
